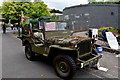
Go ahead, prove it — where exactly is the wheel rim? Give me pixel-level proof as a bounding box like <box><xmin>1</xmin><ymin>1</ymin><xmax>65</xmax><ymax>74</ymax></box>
<box><xmin>56</xmin><ymin>60</ymin><xmax>70</xmax><ymax>76</ymax></box>
<box><xmin>58</xmin><ymin>61</ymin><xmax>69</xmax><ymax>73</ymax></box>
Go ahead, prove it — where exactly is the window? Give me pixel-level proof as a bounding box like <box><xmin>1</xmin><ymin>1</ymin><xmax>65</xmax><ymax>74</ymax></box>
<box><xmin>45</xmin><ymin>22</ymin><xmax>67</xmax><ymax>31</ymax></box>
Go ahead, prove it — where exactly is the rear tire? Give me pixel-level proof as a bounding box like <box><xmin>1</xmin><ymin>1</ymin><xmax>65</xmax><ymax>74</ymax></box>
<box><xmin>53</xmin><ymin>55</ymin><xmax>76</xmax><ymax>79</ymax></box>
<box><xmin>25</xmin><ymin>44</ymin><xmax>35</xmax><ymax>61</ymax></box>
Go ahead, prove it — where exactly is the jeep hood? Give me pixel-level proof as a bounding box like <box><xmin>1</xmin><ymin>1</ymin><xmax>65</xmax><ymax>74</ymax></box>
<box><xmin>47</xmin><ymin>36</ymin><xmax>91</xmax><ymax>48</ymax></box>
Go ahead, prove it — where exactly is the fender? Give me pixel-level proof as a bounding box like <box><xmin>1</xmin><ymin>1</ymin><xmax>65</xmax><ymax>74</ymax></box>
<box><xmin>47</xmin><ymin>45</ymin><xmax>78</xmax><ymax>62</ymax></box>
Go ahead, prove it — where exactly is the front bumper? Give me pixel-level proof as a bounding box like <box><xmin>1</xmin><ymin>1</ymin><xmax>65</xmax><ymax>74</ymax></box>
<box><xmin>77</xmin><ymin>54</ymin><xmax>102</xmax><ymax>68</ymax></box>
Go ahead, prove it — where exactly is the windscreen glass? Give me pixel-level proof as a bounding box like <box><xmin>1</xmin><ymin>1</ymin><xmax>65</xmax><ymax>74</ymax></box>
<box><xmin>45</xmin><ymin>22</ymin><xmax>67</xmax><ymax>31</ymax></box>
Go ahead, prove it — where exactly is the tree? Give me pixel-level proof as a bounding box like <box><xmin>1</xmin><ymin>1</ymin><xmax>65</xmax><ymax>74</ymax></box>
<box><xmin>27</xmin><ymin>2</ymin><xmax>51</xmax><ymax>18</ymax></box>
<box><xmin>50</xmin><ymin>9</ymin><xmax>63</xmax><ymax>14</ymax></box>
<box><xmin>2</xmin><ymin>1</ymin><xmax>50</xmax><ymax>24</ymax></box>
<box><xmin>51</xmin><ymin>14</ymin><xmax>59</xmax><ymax>19</ymax></box>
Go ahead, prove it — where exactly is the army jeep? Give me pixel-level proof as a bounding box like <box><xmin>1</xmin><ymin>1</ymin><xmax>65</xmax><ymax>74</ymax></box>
<box><xmin>19</xmin><ymin>17</ymin><xmax>102</xmax><ymax>79</ymax></box>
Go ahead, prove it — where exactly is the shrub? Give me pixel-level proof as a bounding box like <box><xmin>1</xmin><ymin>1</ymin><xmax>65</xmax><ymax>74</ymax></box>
<box><xmin>117</xmin><ymin>28</ymin><xmax>120</xmax><ymax>34</ymax></box>
<box><xmin>98</xmin><ymin>27</ymin><xmax>118</xmax><ymax>37</ymax></box>
<box><xmin>117</xmin><ymin>36</ymin><xmax>120</xmax><ymax>42</ymax></box>
<box><xmin>1</xmin><ymin>23</ymin><xmax>10</xmax><ymax>27</ymax></box>
<box><xmin>19</xmin><ymin>22</ymin><xmax>30</xmax><ymax>28</ymax></box>
<box><xmin>23</xmin><ymin>23</ymin><xmax>30</xmax><ymax>28</ymax></box>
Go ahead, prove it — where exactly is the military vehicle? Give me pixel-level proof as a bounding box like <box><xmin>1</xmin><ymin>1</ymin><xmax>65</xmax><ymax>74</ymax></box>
<box><xmin>18</xmin><ymin>17</ymin><xmax>102</xmax><ymax>79</ymax></box>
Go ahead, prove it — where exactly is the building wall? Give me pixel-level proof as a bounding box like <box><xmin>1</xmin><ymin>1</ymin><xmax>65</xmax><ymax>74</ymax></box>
<box><xmin>63</xmin><ymin>4</ymin><xmax>119</xmax><ymax>30</ymax></box>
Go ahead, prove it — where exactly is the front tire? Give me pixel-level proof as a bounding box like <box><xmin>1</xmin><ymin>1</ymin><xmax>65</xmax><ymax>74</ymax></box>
<box><xmin>25</xmin><ymin>44</ymin><xmax>35</xmax><ymax>61</ymax></box>
<box><xmin>53</xmin><ymin>55</ymin><xmax>76</xmax><ymax>79</ymax></box>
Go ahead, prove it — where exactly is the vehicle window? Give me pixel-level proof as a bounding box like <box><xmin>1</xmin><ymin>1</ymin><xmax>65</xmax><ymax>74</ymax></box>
<box><xmin>39</xmin><ymin>21</ymin><xmax>43</xmax><ymax>29</ymax></box>
<box><xmin>45</xmin><ymin>22</ymin><xmax>67</xmax><ymax>31</ymax></box>
<box><xmin>56</xmin><ymin>22</ymin><xmax>67</xmax><ymax>30</ymax></box>
<box><xmin>45</xmin><ymin>22</ymin><xmax>56</xmax><ymax>31</ymax></box>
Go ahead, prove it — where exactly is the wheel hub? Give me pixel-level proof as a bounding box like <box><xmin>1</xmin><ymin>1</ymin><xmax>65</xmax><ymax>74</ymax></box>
<box><xmin>59</xmin><ymin>61</ymin><xmax>69</xmax><ymax>73</ymax></box>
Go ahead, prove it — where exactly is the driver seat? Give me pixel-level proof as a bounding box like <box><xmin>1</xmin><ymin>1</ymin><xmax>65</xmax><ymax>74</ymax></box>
<box><xmin>34</xmin><ymin>32</ymin><xmax>44</xmax><ymax>40</ymax></box>
<box><xmin>33</xmin><ymin>32</ymin><xmax>44</xmax><ymax>46</ymax></box>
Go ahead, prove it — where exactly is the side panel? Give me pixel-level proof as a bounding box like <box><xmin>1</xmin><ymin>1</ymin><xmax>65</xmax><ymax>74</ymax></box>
<box><xmin>22</xmin><ymin>37</ymin><xmax>46</xmax><ymax>55</ymax></box>
<box><xmin>31</xmin><ymin>43</ymin><xmax>47</xmax><ymax>54</ymax></box>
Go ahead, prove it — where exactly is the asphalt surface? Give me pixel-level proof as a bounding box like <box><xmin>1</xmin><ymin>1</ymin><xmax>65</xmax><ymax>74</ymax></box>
<box><xmin>1</xmin><ymin>29</ymin><xmax>120</xmax><ymax>80</ymax></box>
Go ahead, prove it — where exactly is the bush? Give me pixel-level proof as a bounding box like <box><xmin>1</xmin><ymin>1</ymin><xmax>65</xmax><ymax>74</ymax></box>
<box><xmin>117</xmin><ymin>28</ymin><xmax>120</xmax><ymax>34</ymax></box>
<box><xmin>98</xmin><ymin>27</ymin><xmax>118</xmax><ymax>37</ymax></box>
<box><xmin>23</xmin><ymin>23</ymin><xmax>30</xmax><ymax>28</ymax></box>
<box><xmin>117</xmin><ymin>36</ymin><xmax>120</xmax><ymax>42</ymax></box>
<box><xmin>19</xmin><ymin>22</ymin><xmax>30</xmax><ymax>28</ymax></box>
<box><xmin>1</xmin><ymin>23</ymin><xmax>10</xmax><ymax>27</ymax></box>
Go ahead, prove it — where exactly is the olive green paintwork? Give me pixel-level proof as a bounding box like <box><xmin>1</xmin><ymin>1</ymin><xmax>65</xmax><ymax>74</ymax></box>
<box><xmin>20</xmin><ymin>19</ymin><xmax>102</xmax><ymax>68</ymax></box>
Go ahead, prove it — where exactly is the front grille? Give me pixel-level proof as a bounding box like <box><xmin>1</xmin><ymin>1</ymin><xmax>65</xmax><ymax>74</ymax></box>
<box><xmin>78</xmin><ymin>39</ymin><xmax>91</xmax><ymax>55</ymax></box>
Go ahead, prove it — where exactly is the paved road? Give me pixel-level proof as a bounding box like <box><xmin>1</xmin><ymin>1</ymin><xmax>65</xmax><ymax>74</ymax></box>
<box><xmin>1</xmin><ymin>31</ymin><xmax>120</xmax><ymax>79</ymax></box>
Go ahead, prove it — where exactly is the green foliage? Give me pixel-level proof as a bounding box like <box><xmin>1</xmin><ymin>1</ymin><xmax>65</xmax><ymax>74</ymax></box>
<box><xmin>98</xmin><ymin>27</ymin><xmax>120</xmax><ymax>42</ymax></box>
<box><xmin>0</xmin><ymin>6</ymin><xmax>1</xmax><ymax>14</ymax></box>
<box><xmin>30</xmin><ymin>19</ymin><xmax>38</xmax><ymax>24</ymax></box>
<box><xmin>22</xmin><ymin>22</ymin><xmax>29</xmax><ymax>28</ymax></box>
<box><xmin>117</xmin><ymin>28</ymin><xmax>120</xmax><ymax>34</ymax></box>
<box><xmin>91</xmin><ymin>2</ymin><xmax>120</xmax><ymax>4</ymax></box>
<box><xmin>1</xmin><ymin>23</ymin><xmax>10</xmax><ymax>27</ymax></box>
<box><xmin>29</xmin><ymin>19</ymin><xmax>39</xmax><ymax>29</ymax></box>
<box><xmin>98</xmin><ymin>27</ymin><xmax>118</xmax><ymax>37</ymax></box>
<box><xmin>50</xmin><ymin>9</ymin><xmax>63</xmax><ymax>14</ymax></box>
<box><xmin>117</xmin><ymin>36</ymin><xmax>120</xmax><ymax>42</ymax></box>
<box><xmin>27</xmin><ymin>2</ymin><xmax>51</xmax><ymax>18</ymax></box>
<box><xmin>2</xmin><ymin>1</ymin><xmax>51</xmax><ymax>25</ymax></box>
<box><xmin>8</xmin><ymin>0</ymin><xmax>31</xmax><ymax>1</ymax></box>
<box><xmin>51</xmin><ymin>14</ymin><xmax>59</xmax><ymax>19</ymax></box>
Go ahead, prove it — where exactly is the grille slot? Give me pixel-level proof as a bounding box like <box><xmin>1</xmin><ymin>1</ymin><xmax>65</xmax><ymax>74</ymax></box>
<box><xmin>78</xmin><ymin>40</ymin><xmax>91</xmax><ymax>55</ymax></box>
